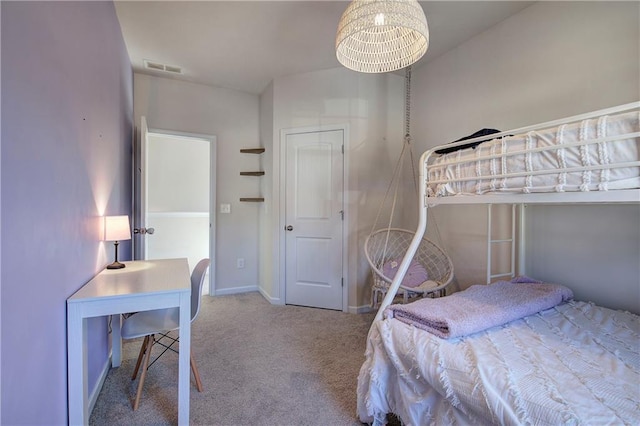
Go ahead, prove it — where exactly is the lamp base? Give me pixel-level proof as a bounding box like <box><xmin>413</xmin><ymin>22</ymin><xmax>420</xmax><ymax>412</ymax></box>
<box><xmin>107</xmin><ymin>261</ymin><xmax>126</xmax><ymax>270</ymax></box>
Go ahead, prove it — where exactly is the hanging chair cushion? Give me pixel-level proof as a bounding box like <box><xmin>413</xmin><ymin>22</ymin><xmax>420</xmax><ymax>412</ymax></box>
<box><xmin>382</xmin><ymin>259</ymin><xmax>429</xmax><ymax>288</ymax></box>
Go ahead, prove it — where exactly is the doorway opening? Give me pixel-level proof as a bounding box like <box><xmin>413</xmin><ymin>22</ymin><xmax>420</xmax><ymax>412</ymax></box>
<box><xmin>134</xmin><ymin>118</ymin><xmax>217</xmax><ymax>295</ymax></box>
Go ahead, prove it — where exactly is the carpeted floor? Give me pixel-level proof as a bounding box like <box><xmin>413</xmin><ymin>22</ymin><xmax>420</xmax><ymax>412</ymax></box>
<box><xmin>90</xmin><ymin>292</ymin><xmax>377</xmax><ymax>426</ymax></box>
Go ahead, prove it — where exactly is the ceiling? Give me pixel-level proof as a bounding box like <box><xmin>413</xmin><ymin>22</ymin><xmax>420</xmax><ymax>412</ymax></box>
<box><xmin>114</xmin><ymin>1</ymin><xmax>534</xmax><ymax>95</ymax></box>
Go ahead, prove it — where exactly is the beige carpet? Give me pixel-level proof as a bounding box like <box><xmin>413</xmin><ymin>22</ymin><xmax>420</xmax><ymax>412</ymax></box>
<box><xmin>90</xmin><ymin>292</ymin><xmax>376</xmax><ymax>426</ymax></box>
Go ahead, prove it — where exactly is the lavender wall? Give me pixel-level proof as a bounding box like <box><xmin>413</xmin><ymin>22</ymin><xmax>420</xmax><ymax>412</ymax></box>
<box><xmin>1</xmin><ymin>2</ymin><xmax>132</xmax><ymax>424</ymax></box>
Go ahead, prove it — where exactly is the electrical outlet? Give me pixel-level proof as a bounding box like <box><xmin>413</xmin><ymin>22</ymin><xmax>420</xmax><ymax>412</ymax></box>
<box><xmin>237</xmin><ymin>258</ymin><xmax>245</xmax><ymax>269</ymax></box>
<box><xmin>220</xmin><ymin>203</ymin><xmax>231</xmax><ymax>214</ymax></box>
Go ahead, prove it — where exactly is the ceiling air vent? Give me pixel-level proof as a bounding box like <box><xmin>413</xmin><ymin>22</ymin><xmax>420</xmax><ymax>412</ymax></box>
<box><xmin>143</xmin><ymin>60</ymin><xmax>183</xmax><ymax>75</ymax></box>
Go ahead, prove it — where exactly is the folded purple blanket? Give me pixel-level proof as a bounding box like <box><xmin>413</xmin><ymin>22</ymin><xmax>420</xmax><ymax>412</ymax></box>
<box><xmin>384</xmin><ymin>277</ymin><xmax>573</xmax><ymax>339</ymax></box>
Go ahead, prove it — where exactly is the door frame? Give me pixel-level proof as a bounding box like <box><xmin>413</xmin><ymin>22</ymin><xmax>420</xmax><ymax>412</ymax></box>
<box><xmin>278</xmin><ymin>124</ymin><xmax>349</xmax><ymax>312</ymax></box>
<box><xmin>133</xmin><ymin>120</ymin><xmax>217</xmax><ymax>295</ymax></box>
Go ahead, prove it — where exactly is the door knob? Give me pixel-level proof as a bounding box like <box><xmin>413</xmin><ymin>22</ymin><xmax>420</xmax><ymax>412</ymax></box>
<box><xmin>134</xmin><ymin>227</ymin><xmax>155</xmax><ymax>235</ymax></box>
<box><xmin>285</xmin><ymin>225</ymin><xmax>294</xmax><ymax>231</ymax></box>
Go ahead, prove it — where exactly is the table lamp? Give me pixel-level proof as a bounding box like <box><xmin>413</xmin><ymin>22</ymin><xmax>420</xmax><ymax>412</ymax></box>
<box><xmin>104</xmin><ymin>215</ymin><xmax>131</xmax><ymax>269</ymax></box>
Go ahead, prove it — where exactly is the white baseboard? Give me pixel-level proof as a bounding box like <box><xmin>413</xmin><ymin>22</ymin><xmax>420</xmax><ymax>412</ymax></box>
<box><xmin>213</xmin><ymin>285</ymin><xmax>258</xmax><ymax>296</ymax></box>
<box><xmin>214</xmin><ymin>285</ymin><xmax>370</xmax><ymax>312</ymax></box>
<box><xmin>258</xmin><ymin>286</ymin><xmax>283</xmax><ymax>305</ymax></box>
<box><xmin>89</xmin><ymin>355</ymin><xmax>111</xmax><ymax>416</ymax></box>
<box><xmin>349</xmin><ymin>304</ymin><xmax>375</xmax><ymax>314</ymax></box>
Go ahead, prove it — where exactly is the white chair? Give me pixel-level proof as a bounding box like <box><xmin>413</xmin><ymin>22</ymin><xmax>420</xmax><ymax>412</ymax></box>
<box><xmin>121</xmin><ymin>258</ymin><xmax>210</xmax><ymax>410</ymax></box>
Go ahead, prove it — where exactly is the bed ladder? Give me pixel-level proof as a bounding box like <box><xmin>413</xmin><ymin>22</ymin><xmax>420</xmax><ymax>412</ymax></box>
<box><xmin>486</xmin><ymin>204</ymin><xmax>517</xmax><ymax>284</ymax></box>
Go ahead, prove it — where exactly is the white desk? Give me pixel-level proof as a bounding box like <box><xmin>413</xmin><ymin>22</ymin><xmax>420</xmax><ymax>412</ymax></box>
<box><xmin>67</xmin><ymin>258</ymin><xmax>192</xmax><ymax>425</ymax></box>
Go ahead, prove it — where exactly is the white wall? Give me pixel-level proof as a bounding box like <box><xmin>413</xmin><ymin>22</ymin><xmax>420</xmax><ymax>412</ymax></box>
<box><xmin>260</xmin><ymin>67</ymin><xmax>405</xmax><ymax>310</ymax></box>
<box><xmin>411</xmin><ymin>1</ymin><xmax>639</xmax><ymax>312</ymax></box>
<box><xmin>259</xmin><ymin>82</ymin><xmax>275</xmax><ymax>299</ymax></box>
<box><xmin>147</xmin><ymin>134</ymin><xmax>210</xmax><ymax>212</ymax></box>
<box><xmin>134</xmin><ymin>73</ymin><xmax>261</xmax><ymax>293</ymax></box>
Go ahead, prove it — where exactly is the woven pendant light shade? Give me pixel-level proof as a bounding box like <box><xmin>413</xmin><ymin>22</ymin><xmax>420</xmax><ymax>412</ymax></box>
<box><xmin>336</xmin><ymin>0</ymin><xmax>429</xmax><ymax>73</ymax></box>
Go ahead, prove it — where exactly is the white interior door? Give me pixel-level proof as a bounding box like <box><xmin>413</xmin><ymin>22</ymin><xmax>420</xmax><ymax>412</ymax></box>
<box><xmin>284</xmin><ymin>129</ymin><xmax>344</xmax><ymax>310</ymax></box>
<box><xmin>134</xmin><ymin>117</ymin><xmax>216</xmax><ymax>294</ymax></box>
<box><xmin>133</xmin><ymin>117</ymin><xmax>149</xmax><ymax>260</ymax></box>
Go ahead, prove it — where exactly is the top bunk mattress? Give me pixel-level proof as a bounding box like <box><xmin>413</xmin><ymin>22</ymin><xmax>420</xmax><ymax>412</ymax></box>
<box><xmin>426</xmin><ymin>110</ymin><xmax>640</xmax><ymax>198</ymax></box>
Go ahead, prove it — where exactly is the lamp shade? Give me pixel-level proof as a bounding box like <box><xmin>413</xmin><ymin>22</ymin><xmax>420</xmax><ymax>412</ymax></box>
<box><xmin>336</xmin><ymin>0</ymin><xmax>429</xmax><ymax>73</ymax></box>
<box><xmin>104</xmin><ymin>215</ymin><xmax>131</xmax><ymax>241</ymax></box>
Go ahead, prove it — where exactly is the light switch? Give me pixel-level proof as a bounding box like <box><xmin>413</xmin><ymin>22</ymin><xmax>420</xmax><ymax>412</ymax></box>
<box><xmin>220</xmin><ymin>203</ymin><xmax>231</xmax><ymax>214</ymax></box>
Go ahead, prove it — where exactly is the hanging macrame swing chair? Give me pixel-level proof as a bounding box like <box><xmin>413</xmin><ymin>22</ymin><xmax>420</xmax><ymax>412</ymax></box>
<box><xmin>364</xmin><ymin>67</ymin><xmax>454</xmax><ymax>308</ymax></box>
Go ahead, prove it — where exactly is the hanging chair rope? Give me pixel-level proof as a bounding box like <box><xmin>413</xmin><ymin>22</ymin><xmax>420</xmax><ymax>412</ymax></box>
<box><xmin>367</xmin><ymin>66</ymin><xmax>421</xmax><ymax>273</ymax></box>
<box><xmin>365</xmin><ymin>66</ymin><xmax>454</xmax><ymax>307</ymax></box>
<box><xmin>404</xmin><ymin>66</ymin><xmax>419</xmax><ymax>199</ymax></box>
<box><xmin>369</xmin><ymin>66</ymin><xmax>419</xmax><ymax>235</ymax></box>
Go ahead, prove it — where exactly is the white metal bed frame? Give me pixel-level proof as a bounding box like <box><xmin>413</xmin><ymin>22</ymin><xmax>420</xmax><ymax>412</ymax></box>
<box><xmin>373</xmin><ymin>101</ymin><xmax>640</xmax><ymax>322</ymax></box>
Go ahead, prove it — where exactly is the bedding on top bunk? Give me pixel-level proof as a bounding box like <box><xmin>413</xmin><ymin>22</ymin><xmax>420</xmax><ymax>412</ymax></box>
<box><xmin>427</xmin><ymin>110</ymin><xmax>640</xmax><ymax>197</ymax></box>
<box><xmin>357</xmin><ymin>280</ymin><xmax>640</xmax><ymax>426</ymax></box>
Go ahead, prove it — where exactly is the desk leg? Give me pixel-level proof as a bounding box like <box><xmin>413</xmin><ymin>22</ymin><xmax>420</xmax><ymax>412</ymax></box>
<box><xmin>178</xmin><ymin>293</ymin><xmax>191</xmax><ymax>425</ymax></box>
<box><xmin>67</xmin><ymin>304</ymin><xmax>89</xmax><ymax>425</ymax></box>
<box><xmin>111</xmin><ymin>314</ymin><xmax>122</xmax><ymax>367</ymax></box>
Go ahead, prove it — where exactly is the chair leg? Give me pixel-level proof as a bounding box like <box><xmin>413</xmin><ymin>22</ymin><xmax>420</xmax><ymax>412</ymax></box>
<box><xmin>190</xmin><ymin>352</ymin><xmax>204</xmax><ymax>392</ymax></box>
<box><xmin>133</xmin><ymin>334</ymin><xmax>154</xmax><ymax>410</ymax></box>
<box><xmin>372</xmin><ymin>288</ymin><xmax>382</xmax><ymax>308</ymax></box>
<box><xmin>131</xmin><ymin>335</ymin><xmax>149</xmax><ymax>381</ymax></box>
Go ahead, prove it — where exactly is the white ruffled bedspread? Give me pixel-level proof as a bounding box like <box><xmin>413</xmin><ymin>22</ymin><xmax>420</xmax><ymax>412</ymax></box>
<box><xmin>357</xmin><ymin>300</ymin><xmax>640</xmax><ymax>425</ymax></box>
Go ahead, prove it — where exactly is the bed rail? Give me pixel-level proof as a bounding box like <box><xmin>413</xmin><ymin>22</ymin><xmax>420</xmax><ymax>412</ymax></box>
<box><xmin>423</xmin><ymin>101</ymin><xmax>640</xmax><ymax>204</ymax></box>
<box><xmin>424</xmin><ymin>101</ymin><xmax>640</xmax><ymax>162</ymax></box>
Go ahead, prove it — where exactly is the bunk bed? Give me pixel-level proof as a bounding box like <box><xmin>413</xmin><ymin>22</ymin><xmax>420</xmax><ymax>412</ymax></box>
<box><xmin>357</xmin><ymin>102</ymin><xmax>640</xmax><ymax>425</ymax></box>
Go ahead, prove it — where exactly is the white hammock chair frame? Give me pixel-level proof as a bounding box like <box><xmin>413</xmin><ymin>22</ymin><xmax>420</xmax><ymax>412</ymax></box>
<box><xmin>365</xmin><ymin>228</ymin><xmax>454</xmax><ymax>307</ymax></box>
<box><xmin>364</xmin><ymin>67</ymin><xmax>454</xmax><ymax>308</ymax></box>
